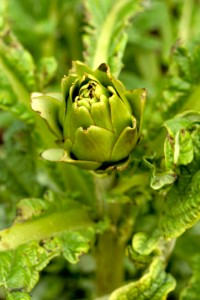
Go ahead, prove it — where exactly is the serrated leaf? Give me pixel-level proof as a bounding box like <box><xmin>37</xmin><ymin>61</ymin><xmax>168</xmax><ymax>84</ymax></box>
<box><xmin>163</xmin><ymin>41</ymin><xmax>200</xmax><ymax>117</ymax></box>
<box><xmin>164</xmin><ymin>111</ymin><xmax>200</xmax><ymax>169</ymax></box>
<box><xmin>144</xmin><ymin>122</ymin><xmax>200</xmax><ymax>242</ymax></box>
<box><xmin>150</xmin><ymin>170</ymin><xmax>177</xmax><ymax>190</ymax></box>
<box><xmin>0</xmin><ymin>70</ymin><xmax>34</xmax><ymax>123</ymax></box>
<box><xmin>0</xmin><ymin>30</ymin><xmax>37</xmax><ymax>94</ymax></box>
<box><xmin>0</xmin><ymin>231</ymin><xmax>95</xmax><ymax>297</ymax></box>
<box><xmin>148</xmin><ymin>112</ymin><xmax>200</xmax><ymax>191</ymax></box>
<box><xmin>61</xmin><ymin>229</ymin><xmax>95</xmax><ymax>264</ymax></box>
<box><xmin>0</xmin><ymin>27</ymin><xmax>40</xmax><ymax>127</ymax></box>
<box><xmin>157</xmin><ymin>119</ymin><xmax>200</xmax><ymax>239</ymax></box>
<box><xmin>164</xmin><ymin>111</ymin><xmax>200</xmax><ymax>134</ymax></box>
<box><xmin>144</xmin><ymin>157</ymin><xmax>176</xmax><ymax>190</ymax></box>
<box><xmin>160</xmin><ymin>125</ymin><xmax>200</xmax><ymax>238</ymax></box>
<box><xmin>174</xmin><ymin>130</ymin><xmax>193</xmax><ymax>165</ymax></box>
<box><xmin>0</xmin><ymin>241</ymin><xmax>60</xmax><ymax>298</ymax></box>
<box><xmin>0</xmin><ymin>195</ymin><xmax>96</xmax><ymax>297</ymax></box>
<box><xmin>108</xmin><ymin>258</ymin><xmax>176</xmax><ymax>300</ymax></box>
<box><xmin>83</xmin><ymin>0</ymin><xmax>143</xmax><ymax>76</ymax></box>
<box><xmin>132</xmin><ymin>230</ymin><xmax>161</xmax><ymax>256</ymax></box>
<box><xmin>159</xmin><ymin>169</ymin><xmax>200</xmax><ymax>239</ymax></box>
<box><xmin>0</xmin><ymin>65</ymin><xmax>34</xmax><ymax>124</ymax></box>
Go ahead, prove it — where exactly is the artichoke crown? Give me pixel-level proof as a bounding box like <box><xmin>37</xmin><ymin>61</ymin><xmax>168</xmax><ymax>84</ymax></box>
<box><xmin>31</xmin><ymin>61</ymin><xmax>146</xmax><ymax>172</ymax></box>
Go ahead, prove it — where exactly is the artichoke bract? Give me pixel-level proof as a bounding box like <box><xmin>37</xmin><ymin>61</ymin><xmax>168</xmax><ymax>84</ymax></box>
<box><xmin>31</xmin><ymin>61</ymin><xmax>146</xmax><ymax>172</ymax></box>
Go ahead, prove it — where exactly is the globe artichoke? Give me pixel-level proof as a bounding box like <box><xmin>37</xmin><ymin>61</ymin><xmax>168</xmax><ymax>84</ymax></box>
<box><xmin>31</xmin><ymin>61</ymin><xmax>146</xmax><ymax>172</ymax></box>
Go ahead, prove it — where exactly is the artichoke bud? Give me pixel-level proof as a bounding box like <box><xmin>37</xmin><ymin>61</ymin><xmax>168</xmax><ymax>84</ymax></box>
<box><xmin>31</xmin><ymin>61</ymin><xmax>146</xmax><ymax>172</ymax></box>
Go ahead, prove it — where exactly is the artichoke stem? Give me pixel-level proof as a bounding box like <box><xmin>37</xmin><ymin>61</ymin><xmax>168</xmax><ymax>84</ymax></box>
<box><xmin>95</xmin><ymin>228</ymin><xmax>125</xmax><ymax>296</ymax></box>
<box><xmin>93</xmin><ymin>172</ymin><xmax>117</xmax><ymax>220</ymax></box>
<box><xmin>93</xmin><ymin>172</ymin><xmax>125</xmax><ymax>296</ymax></box>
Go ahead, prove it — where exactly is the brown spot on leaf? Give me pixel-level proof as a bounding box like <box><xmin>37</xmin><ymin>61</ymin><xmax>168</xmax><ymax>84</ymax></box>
<box><xmin>98</xmin><ymin>63</ymin><xmax>108</xmax><ymax>72</ymax></box>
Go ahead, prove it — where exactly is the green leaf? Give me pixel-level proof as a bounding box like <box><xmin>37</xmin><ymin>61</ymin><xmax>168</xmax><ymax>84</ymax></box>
<box><xmin>0</xmin><ymin>63</ymin><xmax>34</xmax><ymax>124</ymax></box>
<box><xmin>0</xmin><ymin>195</ymin><xmax>96</xmax><ymax>297</ymax></box>
<box><xmin>159</xmin><ymin>169</ymin><xmax>200</xmax><ymax>239</ymax></box>
<box><xmin>144</xmin><ymin>157</ymin><xmax>177</xmax><ymax>190</ymax></box>
<box><xmin>0</xmin><ymin>228</ymin><xmax>95</xmax><ymax>298</ymax></box>
<box><xmin>0</xmin><ymin>196</ymin><xmax>93</xmax><ymax>250</ymax></box>
<box><xmin>0</xmin><ymin>30</ymin><xmax>37</xmax><ymax>98</ymax></box>
<box><xmin>0</xmin><ymin>26</ymin><xmax>50</xmax><ymax>132</ymax></box>
<box><xmin>156</xmin><ymin>122</ymin><xmax>200</xmax><ymax>239</ymax></box>
<box><xmin>132</xmin><ymin>230</ymin><xmax>161</xmax><ymax>256</ymax></box>
<box><xmin>163</xmin><ymin>41</ymin><xmax>200</xmax><ymax>117</ymax></box>
<box><xmin>154</xmin><ymin>116</ymin><xmax>200</xmax><ymax>239</ymax></box>
<box><xmin>61</xmin><ymin>229</ymin><xmax>95</xmax><ymax>264</ymax></box>
<box><xmin>83</xmin><ymin>0</ymin><xmax>143</xmax><ymax>76</ymax></box>
<box><xmin>0</xmin><ymin>240</ymin><xmax>61</xmax><ymax>299</ymax></box>
<box><xmin>148</xmin><ymin>112</ymin><xmax>200</xmax><ymax>191</ymax></box>
<box><xmin>164</xmin><ymin>111</ymin><xmax>200</xmax><ymax>169</ymax></box>
<box><xmin>173</xmin><ymin>129</ymin><xmax>193</xmax><ymax>165</ymax></box>
<box><xmin>150</xmin><ymin>170</ymin><xmax>177</xmax><ymax>190</ymax></box>
<box><xmin>0</xmin><ymin>29</ymin><xmax>56</xmax><ymax>144</ymax></box>
<box><xmin>108</xmin><ymin>258</ymin><xmax>176</xmax><ymax>300</ymax></box>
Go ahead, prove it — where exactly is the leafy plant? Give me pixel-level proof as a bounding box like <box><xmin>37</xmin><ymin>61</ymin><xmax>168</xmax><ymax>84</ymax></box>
<box><xmin>1</xmin><ymin>0</ymin><xmax>200</xmax><ymax>299</ymax></box>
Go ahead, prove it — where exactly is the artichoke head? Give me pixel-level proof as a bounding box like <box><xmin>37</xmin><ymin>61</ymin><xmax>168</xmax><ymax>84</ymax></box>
<box><xmin>31</xmin><ymin>61</ymin><xmax>146</xmax><ymax>172</ymax></box>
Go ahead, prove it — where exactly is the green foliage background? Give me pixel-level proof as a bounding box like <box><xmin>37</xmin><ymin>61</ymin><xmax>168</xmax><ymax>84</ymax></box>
<box><xmin>1</xmin><ymin>0</ymin><xmax>200</xmax><ymax>299</ymax></box>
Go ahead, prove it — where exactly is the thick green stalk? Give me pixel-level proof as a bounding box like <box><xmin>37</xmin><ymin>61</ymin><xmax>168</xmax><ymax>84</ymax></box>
<box><xmin>93</xmin><ymin>173</ymin><xmax>127</xmax><ymax>296</ymax></box>
<box><xmin>93</xmin><ymin>173</ymin><xmax>116</xmax><ymax>219</ymax></box>
<box><xmin>0</xmin><ymin>204</ymin><xmax>92</xmax><ymax>250</ymax></box>
<box><xmin>95</xmin><ymin>229</ymin><xmax>125</xmax><ymax>296</ymax></box>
